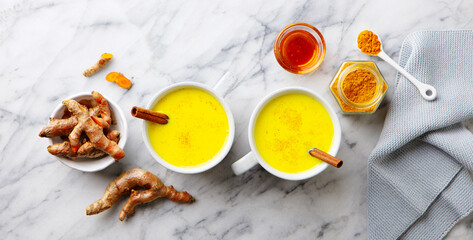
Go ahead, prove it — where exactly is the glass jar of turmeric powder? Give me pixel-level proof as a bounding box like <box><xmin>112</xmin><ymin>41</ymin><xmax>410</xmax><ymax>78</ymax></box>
<box><xmin>329</xmin><ymin>61</ymin><xmax>387</xmax><ymax>114</ymax></box>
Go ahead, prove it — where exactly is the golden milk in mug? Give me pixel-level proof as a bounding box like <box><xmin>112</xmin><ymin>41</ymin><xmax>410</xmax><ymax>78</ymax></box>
<box><xmin>148</xmin><ymin>87</ymin><xmax>230</xmax><ymax>168</ymax></box>
<box><xmin>254</xmin><ymin>93</ymin><xmax>334</xmax><ymax>173</ymax></box>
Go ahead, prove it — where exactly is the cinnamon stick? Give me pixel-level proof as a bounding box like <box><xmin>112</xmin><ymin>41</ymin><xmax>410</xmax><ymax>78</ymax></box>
<box><xmin>131</xmin><ymin>106</ymin><xmax>169</xmax><ymax>124</ymax></box>
<box><xmin>308</xmin><ymin>148</ymin><xmax>343</xmax><ymax>168</ymax></box>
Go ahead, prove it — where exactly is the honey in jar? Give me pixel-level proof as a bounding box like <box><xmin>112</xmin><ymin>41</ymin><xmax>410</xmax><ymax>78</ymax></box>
<box><xmin>280</xmin><ymin>30</ymin><xmax>318</xmax><ymax>67</ymax></box>
<box><xmin>274</xmin><ymin>23</ymin><xmax>326</xmax><ymax>74</ymax></box>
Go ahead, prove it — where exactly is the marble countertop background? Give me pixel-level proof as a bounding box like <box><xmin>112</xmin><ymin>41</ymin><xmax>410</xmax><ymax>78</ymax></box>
<box><xmin>1</xmin><ymin>0</ymin><xmax>472</xmax><ymax>239</ymax></box>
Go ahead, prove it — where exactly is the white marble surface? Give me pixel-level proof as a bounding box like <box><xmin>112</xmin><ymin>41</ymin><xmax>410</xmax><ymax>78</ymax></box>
<box><xmin>1</xmin><ymin>0</ymin><xmax>473</xmax><ymax>239</ymax></box>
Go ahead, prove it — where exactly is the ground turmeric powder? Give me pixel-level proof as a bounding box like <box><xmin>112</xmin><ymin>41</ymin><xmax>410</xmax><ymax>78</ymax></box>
<box><xmin>357</xmin><ymin>30</ymin><xmax>381</xmax><ymax>55</ymax></box>
<box><xmin>341</xmin><ymin>69</ymin><xmax>378</xmax><ymax>104</ymax></box>
<box><xmin>329</xmin><ymin>61</ymin><xmax>387</xmax><ymax>114</ymax></box>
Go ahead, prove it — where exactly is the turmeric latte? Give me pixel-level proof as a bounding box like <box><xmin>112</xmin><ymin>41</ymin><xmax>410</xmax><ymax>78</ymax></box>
<box><xmin>254</xmin><ymin>93</ymin><xmax>334</xmax><ymax>173</ymax></box>
<box><xmin>148</xmin><ymin>88</ymin><xmax>229</xmax><ymax>168</ymax></box>
<box><xmin>357</xmin><ymin>30</ymin><xmax>381</xmax><ymax>55</ymax></box>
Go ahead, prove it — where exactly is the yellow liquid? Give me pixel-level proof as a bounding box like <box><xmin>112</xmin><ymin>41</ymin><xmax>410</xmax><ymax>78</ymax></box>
<box><xmin>148</xmin><ymin>88</ymin><xmax>229</xmax><ymax>168</ymax></box>
<box><xmin>254</xmin><ymin>93</ymin><xmax>334</xmax><ymax>173</ymax></box>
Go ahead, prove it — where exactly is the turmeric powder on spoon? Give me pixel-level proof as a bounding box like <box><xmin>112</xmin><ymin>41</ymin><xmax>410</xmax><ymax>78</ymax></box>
<box><xmin>357</xmin><ymin>30</ymin><xmax>437</xmax><ymax>101</ymax></box>
<box><xmin>357</xmin><ymin>30</ymin><xmax>381</xmax><ymax>55</ymax></box>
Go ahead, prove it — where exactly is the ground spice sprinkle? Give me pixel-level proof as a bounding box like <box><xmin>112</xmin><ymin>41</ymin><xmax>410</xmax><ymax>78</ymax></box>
<box><xmin>342</xmin><ymin>69</ymin><xmax>377</xmax><ymax>104</ymax></box>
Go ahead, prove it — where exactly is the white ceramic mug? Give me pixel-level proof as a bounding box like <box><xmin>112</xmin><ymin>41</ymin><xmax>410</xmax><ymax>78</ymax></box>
<box><xmin>142</xmin><ymin>73</ymin><xmax>236</xmax><ymax>174</ymax></box>
<box><xmin>231</xmin><ymin>87</ymin><xmax>341</xmax><ymax>180</ymax></box>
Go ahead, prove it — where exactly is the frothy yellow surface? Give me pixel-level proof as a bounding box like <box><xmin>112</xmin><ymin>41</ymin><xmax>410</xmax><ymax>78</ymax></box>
<box><xmin>148</xmin><ymin>88</ymin><xmax>229</xmax><ymax>168</ymax></box>
<box><xmin>254</xmin><ymin>93</ymin><xmax>334</xmax><ymax>173</ymax></box>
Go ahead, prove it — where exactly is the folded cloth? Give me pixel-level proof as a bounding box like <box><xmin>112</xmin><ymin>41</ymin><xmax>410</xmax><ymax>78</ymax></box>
<box><xmin>368</xmin><ymin>30</ymin><xmax>473</xmax><ymax>239</ymax></box>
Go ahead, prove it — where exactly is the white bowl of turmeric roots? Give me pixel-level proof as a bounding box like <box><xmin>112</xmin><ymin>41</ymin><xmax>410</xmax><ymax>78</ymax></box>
<box><xmin>39</xmin><ymin>91</ymin><xmax>127</xmax><ymax>172</ymax></box>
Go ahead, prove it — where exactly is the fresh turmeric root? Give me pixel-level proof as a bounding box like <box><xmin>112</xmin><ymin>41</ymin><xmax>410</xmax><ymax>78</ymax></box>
<box><xmin>106</xmin><ymin>72</ymin><xmax>133</xmax><ymax>89</ymax></box>
<box><xmin>86</xmin><ymin>168</ymin><xmax>195</xmax><ymax>221</ymax></box>
<box><xmin>39</xmin><ymin>91</ymin><xmax>125</xmax><ymax>161</ymax></box>
<box><xmin>105</xmin><ymin>72</ymin><xmax>121</xmax><ymax>82</ymax></box>
<box><xmin>39</xmin><ymin>117</ymin><xmax>79</xmax><ymax>138</ymax></box>
<box><xmin>83</xmin><ymin>53</ymin><xmax>113</xmax><ymax>77</ymax></box>
<box><xmin>77</xmin><ymin>130</ymin><xmax>120</xmax><ymax>158</ymax></box>
<box><xmin>48</xmin><ymin>130</ymin><xmax>120</xmax><ymax>159</ymax></box>
<box><xmin>116</xmin><ymin>74</ymin><xmax>132</xmax><ymax>89</ymax></box>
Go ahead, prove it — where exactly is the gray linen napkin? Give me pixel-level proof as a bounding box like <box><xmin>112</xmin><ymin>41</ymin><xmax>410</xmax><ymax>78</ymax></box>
<box><xmin>368</xmin><ymin>30</ymin><xmax>473</xmax><ymax>239</ymax></box>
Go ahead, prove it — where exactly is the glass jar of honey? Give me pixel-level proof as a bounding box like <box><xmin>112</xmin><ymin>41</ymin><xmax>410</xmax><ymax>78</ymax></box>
<box><xmin>329</xmin><ymin>61</ymin><xmax>388</xmax><ymax>114</ymax></box>
<box><xmin>274</xmin><ymin>23</ymin><xmax>326</xmax><ymax>74</ymax></box>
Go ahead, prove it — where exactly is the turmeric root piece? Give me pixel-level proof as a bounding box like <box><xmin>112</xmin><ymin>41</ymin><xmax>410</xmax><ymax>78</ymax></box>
<box><xmin>86</xmin><ymin>168</ymin><xmax>195</xmax><ymax>221</ymax></box>
<box><xmin>106</xmin><ymin>72</ymin><xmax>132</xmax><ymax>89</ymax></box>
<box><xmin>83</xmin><ymin>53</ymin><xmax>113</xmax><ymax>77</ymax></box>
<box><xmin>88</xmin><ymin>105</ymin><xmax>100</xmax><ymax>117</ymax></box>
<box><xmin>106</xmin><ymin>72</ymin><xmax>121</xmax><ymax>82</ymax></box>
<box><xmin>77</xmin><ymin>130</ymin><xmax>121</xmax><ymax>158</ymax></box>
<box><xmin>91</xmin><ymin>91</ymin><xmax>112</xmax><ymax>130</ymax></box>
<box><xmin>39</xmin><ymin>117</ymin><xmax>78</xmax><ymax>138</ymax></box>
<box><xmin>115</xmin><ymin>74</ymin><xmax>132</xmax><ymax>89</ymax></box>
<box><xmin>47</xmin><ymin>141</ymin><xmax>76</xmax><ymax>158</ymax></box>
<box><xmin>63</xmin><ymin>98</ymin><xmax>124</xmax><ymax>161</ymax></box>
<box><xmin>107</xmin><ymin>129</ymin><xmax>121</xmax><ymax>141</ymax></box>
<box><xmin>48</xmin><ymin>130</ymin><xmax>120</xmax><ymax>159</ymax></box>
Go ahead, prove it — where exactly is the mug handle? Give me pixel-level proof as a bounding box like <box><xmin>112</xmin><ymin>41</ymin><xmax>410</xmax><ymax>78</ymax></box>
<box><xmin>232</xmin><ymin>152</ymin><xmax>258</xmax><ymax>175</ymax></box>
<box><xmin>213</xmin><ymin>72</ymin><xmax>238</xmax><ymax>98</ymax></box>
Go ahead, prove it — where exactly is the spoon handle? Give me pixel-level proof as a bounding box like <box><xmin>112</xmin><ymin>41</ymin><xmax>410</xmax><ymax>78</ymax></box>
<box><xmin>377</xmin><ymin>51</ymin><xmax>437</xmax><ymax>101</ymax></box>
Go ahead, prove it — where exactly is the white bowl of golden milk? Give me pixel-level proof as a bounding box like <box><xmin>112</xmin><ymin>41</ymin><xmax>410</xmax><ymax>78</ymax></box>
<box><xmin>232</xmin><ymin>87</ymin><xmax>341</xmax><ymax>181</ymax></box>
<box><xmin>143</xmin><ymin>82</ymin><xmax>235</xmax><ymax>174</ymax></box>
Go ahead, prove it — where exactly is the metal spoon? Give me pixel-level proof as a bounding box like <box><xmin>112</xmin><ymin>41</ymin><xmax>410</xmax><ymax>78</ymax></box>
<box><xmin>361</xmin><ymin>34</ymin><xmax>437</xmax><ymax>101</ymax></box>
